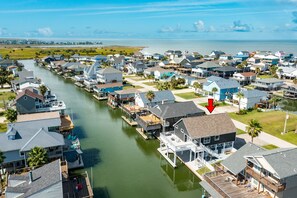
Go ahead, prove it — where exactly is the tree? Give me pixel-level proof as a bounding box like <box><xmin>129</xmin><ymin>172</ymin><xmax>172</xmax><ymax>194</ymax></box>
<box><xmin>0</xmin><ymin>75</ymin><xmax>8</xmax><ymax>88</ymax></box>
<box><xmin>212</xmin><ymin>87</ymin><xmax>218</xmax><ymax>100</ymax></box>
<box><xmin>293</xmin><ymin>78</ymin><xmax>297</xmax><ymax>85</ymax></box>
<box><xmin>245</xmin><ymin>119</ymin><xmax>262</xmax><ymax>143</ymax></box>
<box><xmin>157</xmin><ymin>82</ymin><xmax>170</xmax><ymax>91</ymax></box>
<box><xmin>27</xmin><ymin>147</ymin><xmax>48</xmax><ymax>168</ymax></box>
<box><xmin>236</xmin><ymin>92</ymin><xmax>245</xmax><ymax>113</ymax></box>
<box><xmin>8</xmin><ymin>95</ymin><xmax>16</xmax><ymax>101</ymax></box>
<box><xmin>146</xmin><ymin>91</ymin><xmax>155</xmax><ymax>107</ymax></box>
<box><xmin>193</xmin><ymin>82</ymin><xmax>202</xmax><ymax>93</ymax></box>
<box><xmin>39</xmin><ymin>85</ymin><xmax>48</xmax><ymax>97</ymax></box>
<box><xmin>269</xmin><ymin>96</ymin><xmax>281</xmax><ymax>109</ymax></box>
<box><xmin>0</xmin><ymin>150</ymin><xmax>6</xmax><ymax>183</ymax></box>
<box><xmin>269</xmin><ymin>65</ymin><xmax>278</xmax><ymax>77</ymax></box>
<box><xmin>4</xmin><ymin>108</ymin><xmax>17</xmax><ymax>123</ymax></box>
<box><xmin>255</xmin><ymin>67</ymin><xmax>261</xmax><ymax>77</ymax></box>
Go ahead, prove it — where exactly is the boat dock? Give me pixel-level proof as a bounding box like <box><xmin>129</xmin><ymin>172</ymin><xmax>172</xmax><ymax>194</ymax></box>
<box><xmin>84</xmin><ymin>87</ymin><xmax>93</xmax><ymax>93</ymax></box>
<box><xmin>93</xmin><ymin>94</ymin><xmax>108</xmax><ymax>101</ymax></box>
<box><xmin>121</xmin><ymin>115</ymin><xmax>138</xmax><ymax>126</ymax></box>
<box><xmin>135</xmin><ymin>128</ymin><xmax>149</xmax><ymax>140</ymax></box>
<box><xmin>75</xmin><ymin>82</ymin><xmax>85</xmax><ymax>88</ymax></box>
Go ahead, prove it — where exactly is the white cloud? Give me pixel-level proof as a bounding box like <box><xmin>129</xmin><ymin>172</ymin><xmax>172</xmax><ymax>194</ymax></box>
<box><xmin>0</xmin><ymin>27</ymin><xmax>8</xmax><ymax>36</ymax></box>
<box><xmin>194</xmin><ymin>20</ymin><xmax>205</xmax><ymax>31</ymax></box>
<box><xmin>37</xmin><ymin>27</ymin><xmax>53</xmax><ymax>36</ymax></box>
<box><xmin>159</xmin><ymin>24</ymin><xmax>182</xmax><ymax>33</ymax></box>
<box><xmin>231</xmin><ymin>21</ymin><xmax>251</xmax><ymax>32</ymax></box>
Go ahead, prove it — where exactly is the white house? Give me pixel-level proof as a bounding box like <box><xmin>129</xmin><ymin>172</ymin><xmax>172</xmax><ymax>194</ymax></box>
<box><xmin>135</xmin><ymin>90</ymin><xmax>175</xmax><ymax>108</ymax></box>
<box><xmin>277</xmin><ymin>67</ymin><xmax>297</xmax><ymax>79</ymax></box>
<box><xmin>233</xmin><ymin>90</ymin><xmax>268</xmax><ymax>109</ymax></box>
<box><xmin>96</xmin><ymin>67</ymin><xmax>122</xmax><ymax>84</ymax></box>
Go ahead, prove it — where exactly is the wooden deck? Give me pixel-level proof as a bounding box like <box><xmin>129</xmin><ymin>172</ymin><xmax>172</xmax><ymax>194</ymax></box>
<box><xmin>60</xmin><ymin>115</ymin><xmax>75</xmax><ymax>132</ymax></box>
<box><xmin>139</xmin><ymin>114</ymin><xmax>161</xmax><ymax>125</ymax></box>
<box><xmin>93</xmin><ymin>94</ymin><xmax>108</xmax><ymax>101</ymax></box>
<box><xmin>136</xmin><ymin>128</ymin><xmax>149</xmax><ymax>140</ymax></box>
<box><xmin>62</xmin><ymin>172</ymin><xmax>93</xmax><ymax>198</ymax></box>
<box><xmin>204</xmin><ymin>172</ymin><xmax>271</xmax><ymax>198</ymax></box>
<box><xmin>121</xmin><ymin>115</ymin><xmax>138</xmax><ymax>126</ymax></box>
<box><xmin>75</xmin><ymin>82</ymin><xmax>85</xmax><ymax>88</ymax></box>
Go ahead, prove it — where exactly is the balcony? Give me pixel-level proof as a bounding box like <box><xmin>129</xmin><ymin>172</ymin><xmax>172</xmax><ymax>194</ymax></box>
<box><xmin>136</xmin><ymin>114</ymin><xmax>162</xmax><ymax>132</ymax></box>
<box><xmin>245</xmin><ymin>166</ymin><xmax>286</xmax><ymax>192</ymax></box>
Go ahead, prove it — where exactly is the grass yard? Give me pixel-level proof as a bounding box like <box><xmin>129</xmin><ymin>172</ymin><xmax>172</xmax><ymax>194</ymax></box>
<box><xmin>123</xmin><ymin>85</ymin><xmax>143</xmax><ymax>90</ymax></box>
<box><xmin>143</xmin><ymin>81</ymin><xmax>158</xmax><ymax>86</ymax></box>
<box><xmin>236</xmin><ymin>129</ymin><xmax>246</xmax><ymax>135</ymax></box>
<box><xmin>0</xmin><ymin>91</ymin><xmax>15</xmax><ymax>101</ymax></box>
<box><xmin>0</xmin><ymin>123</ymin><xmax>7</xmax><ymax>132</ymax></box>
<box><xmin>175</xmin><ymin>92</ymin><xmax>201</xmax><ymax>100</ymax></box>
<box><xmin>259</xmin><ymin>74</ymin><xmax>274</xmax><ymax>79</ymax></box>
<box><xmin>124</xmin><ymin>75</ymin><xmax>146</xmax><ymax>81</ymax></box>
<box><xmin>197</xmin><ymin>166</ymin><xmax>211</xmax><ymax>175</ymax></box>
<box><xmin>199</xmin><ymin>101</ymin><xmax>230</xmax><ymax>107</ymax></box>
<box><xmin>0</xmin><ymin>46</ymin><xmax>142</xmax><ymax>60</ymax></box>
<box><xmin>262</xmin><ymin>144</ymin><xmax>279</xmax><ymax>150</ymax></box>
<box><xmin>229</xmin><ymin>110</ymin><xmax>297</xmax><ymax>145</ymax></box>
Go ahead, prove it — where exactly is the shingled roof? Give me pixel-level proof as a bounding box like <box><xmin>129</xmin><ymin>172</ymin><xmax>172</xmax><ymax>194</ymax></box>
<box><xmin>175</xmin><ymin>113</ymin><xmax>236</xmax><ymax>138</ymax></box>
<box><xmin>16</xmin><ymin>89</ymin><xmax>44</xmax><ymax>101</ymax></box>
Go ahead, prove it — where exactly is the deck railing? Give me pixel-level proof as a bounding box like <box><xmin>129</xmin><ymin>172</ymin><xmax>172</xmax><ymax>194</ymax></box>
<box><xmin>203</xmin><ymin>171</ymin><xmax>231</xmax><ymax>198</ymax></box>
<box><xmin>245</xmin><ymin>166</ymin><xmax>286</xmax><ymax>192</ymax></box>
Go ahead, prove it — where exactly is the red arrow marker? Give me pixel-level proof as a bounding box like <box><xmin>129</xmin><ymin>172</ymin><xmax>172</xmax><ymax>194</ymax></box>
<box><xmin>205</xmin><ymin>98</ymin><xmax>215</xmax><ymax>113</ymax></box>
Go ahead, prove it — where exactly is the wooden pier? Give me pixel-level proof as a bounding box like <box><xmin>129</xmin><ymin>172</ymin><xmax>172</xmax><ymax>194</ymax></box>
<box><xmin>107</xmin><ymin>102</ymin><xmax>116</xmax><ymax>109</ymax></box>
<box><xmin>75</xmin><ymin>82</ymin><xmax>85</xmax><ymax>88</ymax></box>
<box><xmin>93</xmin><ymin>95</ymin><xmax>108</xmax><ymax>101</ymax></box>
<box><xmin>121</xmin><ymin>115</ymin><xmax>137</xmax><ymax>126</ymax></box>
<box><xmin>135</xmin><ymin>128</ymin><xmax>149</xmax><ymax>140</ymax></box>
<box><xmin>84</xmin><ymin>87</ymin><xmax>93</xmax><ymax>93</ymax></box>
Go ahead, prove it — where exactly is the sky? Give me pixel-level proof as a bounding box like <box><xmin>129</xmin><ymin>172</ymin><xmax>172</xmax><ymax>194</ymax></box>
<box><xmin>0</xmin><ymin>0</ymin><xmax>297</xmax><ymax>40</ymax></box>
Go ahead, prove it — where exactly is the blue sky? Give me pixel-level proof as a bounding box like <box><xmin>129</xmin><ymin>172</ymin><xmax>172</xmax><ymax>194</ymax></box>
<box><xmin>0</xmin><ymin>0</ymin><xmax>297</xmax><ymax>40</ymax></box>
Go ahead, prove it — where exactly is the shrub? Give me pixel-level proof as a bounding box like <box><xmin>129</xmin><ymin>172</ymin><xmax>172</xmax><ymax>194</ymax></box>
<box><xmin>237</xmin><ymin>109</ymin><xmax>247</xmax><ymax>115</ymax></box>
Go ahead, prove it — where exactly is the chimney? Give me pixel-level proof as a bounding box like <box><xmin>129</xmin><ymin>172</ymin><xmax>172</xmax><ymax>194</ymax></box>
<box><xmin>29</xmin><ymin>171</ymin><xmax>33</xmax><ymax>183</ymax></box>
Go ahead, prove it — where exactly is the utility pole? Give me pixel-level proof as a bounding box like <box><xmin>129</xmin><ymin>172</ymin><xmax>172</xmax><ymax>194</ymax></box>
<box><xmin>282</xmin><ymin>111</ymin><xmax>289</xmax><ymax>135</ymax></box>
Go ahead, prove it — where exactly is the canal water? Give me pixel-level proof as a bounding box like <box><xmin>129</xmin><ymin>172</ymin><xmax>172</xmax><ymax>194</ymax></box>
<box><xmin>21</xmin><ymin>60</ymin><xmax>202</xmax><ymax>198</ymax></box>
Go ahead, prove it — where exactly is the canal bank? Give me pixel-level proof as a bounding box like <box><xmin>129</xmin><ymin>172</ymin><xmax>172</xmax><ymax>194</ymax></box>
<box><xmin>21</xmin><ymin>60</ymin><xmax>203</xmax><ymax>198</ymax></box>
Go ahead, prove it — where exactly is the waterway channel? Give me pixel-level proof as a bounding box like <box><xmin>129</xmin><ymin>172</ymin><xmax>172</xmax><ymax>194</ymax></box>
<box><xmin>20</xmin><ymin>60</ymin><xmax>203</xmax><ymax>198</ymax></box>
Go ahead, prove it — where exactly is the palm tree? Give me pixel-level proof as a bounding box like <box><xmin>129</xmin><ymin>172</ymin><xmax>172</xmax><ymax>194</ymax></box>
<box><xmin>146</xmin><ymin>91</ymin><xmax>155</xmax><ymax>107</ymax></box>
<box><xmin>27</xmin><ymin>147</ymin><xmax>48</xmax><ymax>168</ymax></box>
<box><xmin>212</xmin><ymin>87</ymin><xmax>218</xmax><ymax>100</ymax></box>
<box><xmin>0</xmin><ymin>150</ymin><xmax>6</xmax><ymax>183</ymax></box>
<box><xmin>4</xmin><ymin>108</ymin><xmax>17</xmax><ymax>123</ymax></box>
<box><xmin>246</xmin><ymin>119</ymin><xmax>263</xmax><ymax>143</ymax></box>
<box><xmin>269</xmin><ymin>96</ymin><xmax>281</xmax><ymax>109</ymax></box>
<box><xmin>39</xmin><ymin>85</ymin><xmax>48</xmax><ymax>97</ymax></box>
<box><xmin>269</xmin><ymin>65</ymin><xmax>278</xmax><ymax>77</ymax></box>
<box><xmin>255</xmin><ymin>67</ymin><xmax>261</xmax><ymax>77</ymax></box>
<box><xmin>193</xmin><ymin>82</ymin><xmax>202</xmax><ymax>93</ymax></box>
<box><xmin>236</xmin><ymin>92</ymin><xmax>245</xmax><ymax>113</ymax></box>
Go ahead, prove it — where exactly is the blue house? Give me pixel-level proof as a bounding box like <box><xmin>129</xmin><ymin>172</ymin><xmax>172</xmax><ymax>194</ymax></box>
<box><xmin>203</xmin><ymin>76</ymin><xmax>240</xmax><ymax>101</ymax></box>
<box><xmin>93</xmin><ymin>82</ymin><xmax>123</xmax><ymax>97</ymax></box>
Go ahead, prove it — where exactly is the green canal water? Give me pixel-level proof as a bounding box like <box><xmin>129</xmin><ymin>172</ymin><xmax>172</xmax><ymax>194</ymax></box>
<box><xmin>21</xmin><ymin>60</ymin><xmax>203</xmax><ymax>198</ymax></box>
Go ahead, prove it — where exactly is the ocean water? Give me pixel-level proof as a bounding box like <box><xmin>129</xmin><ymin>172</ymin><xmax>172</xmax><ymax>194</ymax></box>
<box><xmin>100</xmin><ymin>39</ymin><xmax>297</xmax><ymax>55</ymax></box>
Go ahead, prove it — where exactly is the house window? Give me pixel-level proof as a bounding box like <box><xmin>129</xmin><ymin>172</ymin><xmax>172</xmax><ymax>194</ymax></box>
<box><xmin>180</xmin><ymin>129</ymin><xmax>184</xmax><ymax>133</ymax></box>
<box><xmin>203</xmin><ymin>137</ymin><xmax>211</xmax><ymax>144</ymax></box>
<box><xmin>214</xmin><ymin>136</ymin><xmax>220</xmax><ymax>141</ymax></box>
<box><xmin>24</xmin><ymin>96</ymin><xmax>27</xmax><ymax>100</ymax></box>
<box><xmin>175</xmin><ymin>125</ymin><xmax>178</xmax><ymax>129</ymax></box>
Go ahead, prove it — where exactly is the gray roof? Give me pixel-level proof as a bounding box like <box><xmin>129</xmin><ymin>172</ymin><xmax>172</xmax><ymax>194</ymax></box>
<box><xmin>200</xmin><ymin>180</ymin><xmax>223</xmax><ymax>198</ymax></box>
<box><xmin>206</xmin><ymin>76</ymin><xmax>223</xmax><ymax>82</ymax></box>
<box><xmin>6</xmin><ymin>160</ymin><xmax>62</xmax><ymax>198</ymax></box>
<box><xmin>148</xmin><ymin>101</ymin><xmax>204</xmax><ymax>119</ymax></box>
<box><xmin>222</xmin><ymin>143</ymin><xmax>265</xmax><ymax>175</ymax></box>
<box><xmin>240</xmin><ymin>90</ymin><xmax>267</xmax><ymax>98</ymax></box>
<box><xmin>197</xmin><ymin>61</ymin><xmax>221</xmax><ymax>69</ymax></box>
<box><xmin>0</xmin><ymin>121</ymin><xmax>64</xmax><ymax>157</ymax></box>
<box><xmin>255</xmin><ymin>78</ymin><xmax>283</xmax><ymax>84</ymax></box>
<box><xmin>214</xmin><ymin>66</ymin><xmax>239</xmax><ymax>72</ymax></box>
<box><xmin>138</xmin><ymin>90</ymin><xmax>175</xmax><ymax>104</ymax></box>
<box><xmin>246</xmin><ymin>147</ymin><xmax>297</xmax><ymax>179</ymax></box>
<box><xmin>97</xmin><ymin>67</ymin><xmax>121</xmax><ymax>74</ymax></box>
<box><xmin>212</xmin><ymin>79</ymin><xmax>240</xmax><ymax>89</ymax></box>
<box><xmin>177</xmin><ymin>113</ymin><xmax>236</xmax><ymax>139</ymax></box>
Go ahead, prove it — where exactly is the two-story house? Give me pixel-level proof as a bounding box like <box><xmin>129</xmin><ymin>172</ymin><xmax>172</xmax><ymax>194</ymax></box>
<box><xmin>203</xmin><ymin>76</ymin><xmax>240</xmax><ymax>101</ymax></box>
<box><xmin>96</xmin><ymin>67</ymin><xmax>123</xmax><ymax>84</ymax></box>
<box><xmin>233</xmin><ymin>90</ymin><xmax>268</xmax><ymax>109</ymax></box>
<box><xmin>201</xmin><ymin>143</ymin><xmax>297</xmax><ymax>198</ymax></box>
<box><xmin>159</xmin><ymin>113</ymin><xmax>236</xmax><ymax>167</ymax></box>
<box><xmin>134</xmin><ymin>90</ymin><xmax>175</xmax><ymax>108</ymax></box>
<box><xmin>252</xmin><ymin>78</ymin><xmax>284</xmax><ymax>91</ymax></box>
<box><xmin>232</xmin><ymin>72</ymin><xmax>256</xmax><ymax>85</ymax></box>
<box><xmin>192</xmin><ymin>61</ymin><xmax>222</xmax><ymax>77</ymax></box>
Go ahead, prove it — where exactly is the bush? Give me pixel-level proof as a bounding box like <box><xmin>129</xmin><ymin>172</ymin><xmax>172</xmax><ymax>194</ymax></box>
<box><xmin>237</xmin><ymin>109</ymin><xmax>247</xmax><ymax>115</ymax></box>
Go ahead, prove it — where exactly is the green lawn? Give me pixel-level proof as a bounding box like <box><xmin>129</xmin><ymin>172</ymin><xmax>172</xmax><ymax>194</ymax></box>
<box><xmin>262</xmin><ymin>144</ymin><xmax>279</xmax><ymax>150</ymax></box>
<box><xmin>236</xmin><ymin>129</ymin><xmax>246</xmax><ymax>135</ymax></box>
<box><xmin>229</xmin><ymin>110</ymin><xmax>297</xmax><ymax>145</ymax></box>
<box><xmin>0</xmin><ymin>123</ymin><xmax>7</xmax><ymax>132</ymax></box>
<box><xmin>197</xmin><ymin>166</ymin><xmax>211</xmax><ymax>175</ymax></box>
<box><xmin>143</xmin><ymin>81</ymin><xmax>157</xmax><ymax>86</ymax></box>
<box><xmin>175</xmin><ymin>92</ymin><xmax>201</xmax><ymax>100</ymax></box>
<box><xmin>199</xmin><ymin>101</ymin><xmax>230</xmax><ymax>107</ymax></box>
<box><xmin>259</xmin><ymin>74</ymin><xmax>273</xmax><ymax>79</ymax></box>
<box><xmin>0</xmin><ymin>91</ymin><xmax>15</xmax><ymax>101</ymax></box>
<box><xmin>123</xmin><ymin>85</ymin><xmax>143</xmax><ymax>90</ymax></box>
<box><xmin>0</xmin><ymin>46</ymin><xmax>142</xmax><ymax>59</ymax></box>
